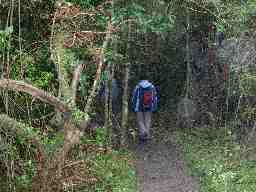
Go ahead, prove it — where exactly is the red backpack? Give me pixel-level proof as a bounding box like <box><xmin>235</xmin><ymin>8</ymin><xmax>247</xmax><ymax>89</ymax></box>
<box><xmin>141</xmin><ymin>86</ymin><xmax>154</xmax><ymax>109</ymax></box>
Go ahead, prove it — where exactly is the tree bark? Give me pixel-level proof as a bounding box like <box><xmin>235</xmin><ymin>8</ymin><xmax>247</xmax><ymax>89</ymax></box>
<box><xmin>55</xmin><ymin>33</ymin><xmax>72</xmax><ymax>100</ymax></box>
<box><xmin>104</xmin><ymin>67</ymin><xmax>110</xmax><ymax>128</ymax></box>
<box><xmin>84</xmin><ymin>21</ymin><xmax>113</xmax><ymax>113</ymax></box>
<box><xmin>71</xmin><ymin>63</ymin><xmax>86</xmax><ymax>108</ymax></box>
<box><xmin>185</xmin><ymin>5</ymin><xmax>191</xmax><ymax>99</ymax></box>
<box><xmin>121</xmin><ymin>21</ymin><xmax>132</xmax><ymax>146</ymax></box>
<box><xmin>0</xmin><ymin>79</ymin><xmax>85</xmax><ymax>191</ymax></box>
<box><xmin>0</xmin><ymin>79</ymin><xmax>70</xmax><ymax>113</ymax></box>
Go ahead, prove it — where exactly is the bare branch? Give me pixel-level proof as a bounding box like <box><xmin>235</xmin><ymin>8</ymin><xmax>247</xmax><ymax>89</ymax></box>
<box><xmin>79</xmin><ymin>31</ymin><xmax>108</xmax><ymax>34</ymax></box>
<box><xmin>0</xmin><ymin>79</ymin><xmax>70</xmax><ymax>113</ymax></box>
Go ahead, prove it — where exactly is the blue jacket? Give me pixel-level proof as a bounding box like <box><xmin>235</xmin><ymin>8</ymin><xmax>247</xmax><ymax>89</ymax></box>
<box><xmin>132</xmin><ymin>80</ymin><xmax>158</xmax><ymax>112</ymax></box>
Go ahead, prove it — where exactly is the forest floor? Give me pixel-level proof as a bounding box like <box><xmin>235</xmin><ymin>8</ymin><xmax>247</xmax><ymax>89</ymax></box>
<box><xmin>129</xmin><ymin>112</ymin><xmax>199</xmax><ymax>192</ymax></box>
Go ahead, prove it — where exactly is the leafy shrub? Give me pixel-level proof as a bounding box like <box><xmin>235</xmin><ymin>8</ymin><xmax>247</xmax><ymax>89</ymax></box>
<box><xmin>0</xmin><ymin>114</ymin><xmax>136</xmax><ymax>192</ymax></box>
<box><xmin>0</xmin><ymin>115</ymin><xmax>40</xmax><ymax>191</ymax></box>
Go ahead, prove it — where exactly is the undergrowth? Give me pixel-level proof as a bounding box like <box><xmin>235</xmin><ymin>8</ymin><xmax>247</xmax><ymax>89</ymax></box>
<box><xmin>176</xmin><ymin>127</ymin><xmax>256</xmax><ymax>192</ymax></box>
<box><xmin>67</xmin><ymin>128</ymin><xmax>137</xmax><ymax>192</ymax></box>
<box><xmin>0</xmin><ymin>116</ymin><xmax>136</xmax><ymax>192</ymax></box>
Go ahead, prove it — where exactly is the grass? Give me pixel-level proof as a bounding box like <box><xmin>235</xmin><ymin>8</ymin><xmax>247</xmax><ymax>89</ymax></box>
<box><xmin>76</xmin><ymin>128</ymin><xmax>137</xmax><ymax>192</ymax></box>
<box><xmin>175</xmin><ymin>127</ymin><xmax>256</xmax><ymax>192</ymax></box>
<box><xmin>87</xmin><ymin>149</ymin><xmax>136</xmax><ymax>192</ymax></box>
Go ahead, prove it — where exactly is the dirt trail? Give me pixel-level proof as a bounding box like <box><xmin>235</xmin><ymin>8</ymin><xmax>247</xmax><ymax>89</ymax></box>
<box><xmin>132</xmin><ymin>137</ymin><xmax>199</xmax><ymax>192</ymax></box>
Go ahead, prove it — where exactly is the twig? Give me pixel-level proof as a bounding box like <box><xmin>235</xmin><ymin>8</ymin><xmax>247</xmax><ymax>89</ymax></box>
<box><xmin>62</xmin><ymin>160</ymin><xmax>85</xmax><ymax>169</ymax></box>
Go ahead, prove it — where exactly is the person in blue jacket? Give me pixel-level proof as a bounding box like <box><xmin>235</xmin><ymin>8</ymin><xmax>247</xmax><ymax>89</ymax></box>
<box><xmin>132</xmin><ymin>80</ymin><xmax>158</xmax><ymax>143</ymax></box>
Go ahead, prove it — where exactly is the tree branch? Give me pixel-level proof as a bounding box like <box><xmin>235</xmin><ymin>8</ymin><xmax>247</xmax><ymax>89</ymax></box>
<box><xmin>0</xmin><ymin>79</ymin><xmax>70</xmax><ymax>113</ymax></box>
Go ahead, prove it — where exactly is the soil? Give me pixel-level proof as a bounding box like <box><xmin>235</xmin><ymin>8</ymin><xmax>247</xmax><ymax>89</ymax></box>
<box><xmin>132</xmin><ymin>138</ymin><xmax>199</xmax><ymax>192</ymax></box>
<box><xmin>129</xmin><ymin>113</ymin><xmax>199</xmax><ymax>192</ymax></box>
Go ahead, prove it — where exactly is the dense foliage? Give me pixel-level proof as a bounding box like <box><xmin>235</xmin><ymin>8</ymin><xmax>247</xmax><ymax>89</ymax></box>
<box><xmin>0</xmin><ymin>0</ymin><xmax>256</xmax><ymax>191</ymax></box>
<box><xmin>0</xmin><ymin>114</ymin><xmax>136</xmax><ymax>191</ymax></box>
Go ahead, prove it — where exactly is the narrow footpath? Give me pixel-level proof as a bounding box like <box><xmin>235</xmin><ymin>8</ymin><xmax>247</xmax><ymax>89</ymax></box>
<box><xmin>133</xmin><ymin>138</ymin><xmax>199</xmax><ymax>192</ymax></box>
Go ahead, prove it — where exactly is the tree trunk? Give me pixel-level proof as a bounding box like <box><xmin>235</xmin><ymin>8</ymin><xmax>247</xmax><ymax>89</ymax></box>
<box><xmin>0</xmin><ymin>79</ymin><xmax>85</xmax><ymax>191</ymax></box>
<box><xmin>71</xmin><ymin>63</ymin><xmax>86</xmax><ymax>108</ymax></box>
<box><xmin>185</xmin><ymin>5</ymin><xmax>191</xmax><ymax>99</ymax></box>
<box><xmin>104</xmin><ymin>66</ymin><xmax>110</xmax><ymax>134</ymax></box>
<box><xmin>104</xmin><ymin>59</ymin><xmax>116</xmax><ymax>146</ymax></box>
<box><xmin>55</xmin><ymin>33</ymin><xmax>72</xmax><ymax>101</ymax></box>
<box><xmin>121</xmin><ymin>22</ymin><xmax>132</xmax><ymax>147</ymax></box>
<box><xmin>84</xmin><ymin>21</ymin><xmax>113</xmax><ymax>113</ymax></box>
